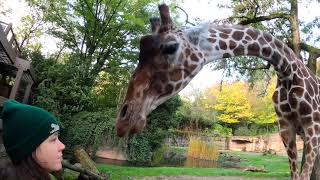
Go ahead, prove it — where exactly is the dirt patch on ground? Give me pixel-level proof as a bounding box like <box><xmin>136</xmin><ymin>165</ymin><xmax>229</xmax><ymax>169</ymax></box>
<box><xmin>136</xmin><ymin>176</ymin><xmax>278</xmax><ymax>180</ymax></box>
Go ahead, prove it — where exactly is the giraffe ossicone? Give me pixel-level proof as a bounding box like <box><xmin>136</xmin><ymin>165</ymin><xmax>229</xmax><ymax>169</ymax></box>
<box><xmin>116</xmin><ymin>4</ymin><xmax>320</xmax><ymax>180</ymax></box>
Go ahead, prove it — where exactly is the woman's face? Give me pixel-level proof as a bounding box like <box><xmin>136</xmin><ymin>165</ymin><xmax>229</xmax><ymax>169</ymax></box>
<box><xmin>33</xmin><ymin>132</ymin><xmax>65</xmax><ymax>172</ymax></box>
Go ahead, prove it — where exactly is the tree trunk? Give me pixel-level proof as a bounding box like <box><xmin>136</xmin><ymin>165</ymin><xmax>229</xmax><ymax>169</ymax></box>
<box><xmin>288</xmin><ymin>1</ymin><xmax>320</xmax><ymax>178</ymax></box>
<box><xmin>289</xmin><ymin>0</ymin><xmax>301</xmax><ymax>58</ymax></box>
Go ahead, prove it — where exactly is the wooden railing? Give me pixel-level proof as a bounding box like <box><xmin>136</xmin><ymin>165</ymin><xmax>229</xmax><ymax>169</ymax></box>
<box><xmin>0</xmin><ymin>21</ymin><xmax>21</xmax><ymax>64</ymax></box>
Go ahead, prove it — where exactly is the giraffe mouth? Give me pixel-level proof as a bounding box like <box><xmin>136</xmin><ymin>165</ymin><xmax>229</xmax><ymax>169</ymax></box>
<box><xmin>116</xmin><ymin>102</ymin><xmax>147</xmax><ymax>137</ymax></box>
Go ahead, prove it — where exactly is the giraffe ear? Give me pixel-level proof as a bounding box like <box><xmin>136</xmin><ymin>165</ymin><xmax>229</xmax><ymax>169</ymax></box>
<box><xmin>150</xmin><ymin>17</ymin><xmax>160</xmax><ymax>34</ymax></box>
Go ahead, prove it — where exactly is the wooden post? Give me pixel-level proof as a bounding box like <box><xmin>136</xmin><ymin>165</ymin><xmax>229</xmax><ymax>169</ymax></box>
<box><xmin>9</xmin><ymin>67</ymin><xmax>23</xmax><ymax>99</ymax></box>
<box><xmin>23</xmin><ymin>82</ymin><xmax>33</xmax><ymax>103</ymax></box>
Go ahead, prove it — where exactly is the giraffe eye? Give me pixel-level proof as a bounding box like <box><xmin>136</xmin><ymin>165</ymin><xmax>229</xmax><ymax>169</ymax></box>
<box><xmin>161</xmin><ymin>43</ymin><xmax>179</xmax><ymax>55</ymax></box>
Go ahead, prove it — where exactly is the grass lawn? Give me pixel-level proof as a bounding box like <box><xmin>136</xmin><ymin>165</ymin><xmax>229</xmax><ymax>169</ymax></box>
<box><xmin>96</xmin><ymin>151</ymin><xmax>293</xmax><ymax>180</ymax></box>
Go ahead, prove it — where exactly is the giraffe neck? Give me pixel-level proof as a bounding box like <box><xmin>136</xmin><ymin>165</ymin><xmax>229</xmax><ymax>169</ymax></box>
<box><xmin>190</xmin><ymin>23</ymin><xmax>299</xmax><ymax>80</ymax></box>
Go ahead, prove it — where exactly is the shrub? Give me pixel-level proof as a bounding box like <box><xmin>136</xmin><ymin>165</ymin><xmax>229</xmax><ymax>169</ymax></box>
<box><xmin>62</xmin><ymin>109</ymin><xmax>117</xmax><ymax>155</ymax></box>
<box><xmin>126</xmin><ymin>96</ymin><xmax>183</xmax><ymax>165</ymax></box>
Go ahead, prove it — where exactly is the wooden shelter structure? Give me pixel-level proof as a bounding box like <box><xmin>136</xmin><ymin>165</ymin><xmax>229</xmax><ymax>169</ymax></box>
<box><xmin>0</xmin><ymin>21</ymin><xmax>36</xmax><ymax>105</ymax></box>
<box><xmin>0</xmin><ymin>20</ymin><xmax>36</xmax><ymax>158</ymax></box>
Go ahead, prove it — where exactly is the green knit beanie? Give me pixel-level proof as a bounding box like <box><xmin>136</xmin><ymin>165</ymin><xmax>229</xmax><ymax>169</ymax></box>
<box><xmin>1</xmin><ymin>100</ymin><xmax>60</xmax><ymax>162</ymax></box>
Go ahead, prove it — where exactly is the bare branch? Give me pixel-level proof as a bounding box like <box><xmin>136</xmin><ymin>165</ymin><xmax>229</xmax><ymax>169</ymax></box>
<box><xmin>230</xmin><ymin>13</ymin><xmax>290</xmax><ymax>25</ymax></box>
<box><xmin>175</xmin><ymin>6</ymin><xmax>195</xmax><ymax>26</ymax></box>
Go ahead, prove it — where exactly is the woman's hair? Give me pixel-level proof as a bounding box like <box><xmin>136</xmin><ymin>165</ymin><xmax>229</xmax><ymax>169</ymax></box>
<box><xmin>0</xmin><ymin>155</ymin><xmax>50</xmax><ymax>180</ymax></box>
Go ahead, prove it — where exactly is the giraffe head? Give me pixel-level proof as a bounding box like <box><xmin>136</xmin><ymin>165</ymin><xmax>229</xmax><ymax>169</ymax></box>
<box><xmin>116</xmin><ymin>4</ymin><xmax>205</xmax><ymax>137</ymax></box>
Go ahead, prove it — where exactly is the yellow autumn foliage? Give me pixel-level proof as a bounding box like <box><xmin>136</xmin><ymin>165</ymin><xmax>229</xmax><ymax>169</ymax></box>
<box><xmin>202</xmin><ymin>79</ymin><xmax>277</xmax><ymax>125</ymax></box>
<box><xmin>213</xmin><ymin>81</ymin><xmax>254</xmax><ymax>123</ymax></box>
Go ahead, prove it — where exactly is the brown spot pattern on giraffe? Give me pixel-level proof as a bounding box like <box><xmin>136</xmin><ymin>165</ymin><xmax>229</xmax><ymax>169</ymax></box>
<box><xmin>305</xmin><ymin>81</ymin><xmax>314</xmax><ymax>97</ymax></box>
<box><xmin>183</xmin><ymin>63</ymin><xmax>197</xmax><ymax>78</ymax></box>
<box><xmin>280</xmin><ymin>59</ymin><xmax>288</xmax><ymax>72</ymax></box>
<box><xmin>175</xmin><ymin>82</ymin><xmax>182</xmax><ymax>91</ymax></box>
<box><xmin>209</xmin><ymin>29</ymin><xmax>216</xmax><ymax>34</ymax></box>
<box><xmin>223</xmin><ymin>53</ymin><xmax>231</xmax><ymax>58</ymax></box>
<box><xmin>280</xmin><ymin>88</ymin><xmax>287</xmax><ymax>101</ymax></box>
<box><xmin>287</xmin><ymin>92</ymin><xmax>297</xmax><ymax>108</ymax></box>
<box><xmin>299</xmin><ymin>101</ymin><xmax>312</xmax><ymax>115</ymax></box>
<box><xmin>248</xmin><ymin>43</ymin><xmax>260</xmax><ymax>57</ymax></box>
<box><xmin>169</xmin><ymin>70</ymin><xmax>182</xmax><ymax>82</ymax></box>
<box><xmin>307</xmin><ymin>128</ymin><xmax>314</xmax><ymax>137</ymax></box>
<box><xmin>311</xmin><ymin>137</ymin><xmax>317</xmax><ymax>145</ymax></box>
<box><xmin>271</xmin><ymin>51</ymin><xmax>281</xmax><ymax>64</ymax></box>
<box><xmin>234</xmin><ymin>44</ymin><xmax>245</xmax><ymax>55</ymax></box>
<box><xmin>302</xmin><ymin>68</ymin><xmax>309</xmax><ymax>77</ymax></box>
<box><xmin>292</xmin><ymin>74</ymin><xmax>304</xmax><ymax>87</ymax></box>
<box><xmin>309</xmin><ymin>78</ymin><xmax>318</xmax><ymax>95</ymax></box>
<box><xmin>220</xmin><ymin>33</ymin><xmax>229</xmax><ymax>39</ymax></box>
<box><xmin>220</xmin><ymin>28</ymin><xmax>232</xmax><ymax>34</ymax></box>
<box><xmin>312</xmin><ymin>100</ymin><xmax>317</xmax><ymax>110</ymax></box>
<box><xmin>190</xmin><ymin>53</ymin><xmax>199</xmax><ymax>62</ymax></box>
<box><xmin>279</xmin><ymin>119</ymin><xmax>289</xmax><ymax>128</ymax></box>
<box><xmin>302</xmin><ymin>116</ymin><xmax>312</xmax><ymax>127</ymax></box>
<box><xmin>272</xmin><ymin>90</ymin><xmax>279</xmax><ymax>104</ymax></box>
<box><xmin>263</xmin><ymin>32</ymin><xmax>273</xmax><ymax>42</ymax></box>
<box><xmin>219</xmin><ymin>40</ymin><xmax>227</xmax><ymax>50</ymax></box>
<box><xmin>247</xmin><ymin>29</ymin><xmax>259</xmax><ymax>40</ymax></box>
<box><xmin>274</xmin><ymin>39</ymin><xmax>283</xmax><ymax>50</ymax></box>
<box><xmin>207</xmin><ymin>38</ymin><xmax>216</xmax><ymax>43</ymax></box>
<box><xmin>262</xmin><ymin>47</ymin><xmax>272</xmax><ymax>57</ymax></box>
<box><xmin>210</xmin><ymin>34</ymin><xmax>217</xmax><ymax>38</ymax></box>
<box><xmin>292</xmin><ymin>63</ymin><xmax>297</xmax><ymax>71</ymax></box>
<box><xmin>185</xmin><ymin>48</ymin><xmax>191</xmax><ymax>57</ymax></box>
<box><xmin>159</xmin><ymin>84</ymin><xmax>174</xmax><ymax>98</ymax></box>
<box><xmin>280</xmin><ymin>104</ymin><xmax>291</xmax><ymax>112</ymax></box>
<box><xmin>288</xmin><ymin>149</ymin><xmax>297</xmax><ymax>159</ymax></box>
<box><xmin>232</xmin><ymin>31</ymin><xmax>244</xmax><ymax>41</ymax></box>
<box><xmin>229</xmin><ymin>40</ymin><xmax>237</xmax><ymax>50</ymax></box>
<box><xmin>245</xmin><ymin>36</ymin><xmax>252</xmax><ymax>41</ymax></box>
<box><xmin>313</xmin><ymin>112</ymin><xmax>320</xmax><ymax>123</ymax></box>
<box><xmin>258</xmin><ymin>37</ymin><xmax>267</xmax><ymax>45</ymax></box>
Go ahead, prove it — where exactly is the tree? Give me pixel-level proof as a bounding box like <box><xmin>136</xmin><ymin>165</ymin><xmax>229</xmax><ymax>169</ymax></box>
<box><xmin>15</xmin><ymin>0</ymin><xmax>165</xmax><ymax>156</ymax></box>
<box><xmin>224</xmin><ymin>0</ymin><xmax>320</xmax><ymax>74</ymax></box>
<box><xmin>250</xmin><ymin>77</ymin><xmax>277</xmax><ymax>125</ymax></box>
<box><xmin>0</xmin><ymin>0</ymin><xmax>12</xmax><ymax>18</ymax></box>
<box><xmin>224</xmin><ymin>1</ymin><xmax>320</xmax><ymax>177</ymax></box>
<box><xmin>26</xmin><ymin>0</ymin><xmax>159</xmax><ymax>86</ymax></box>
<box><xmin>214</xmin><ymin>81</ymin><xmax>253</xmax><ymax>125</ymax></box>
<box><xmin>178</xmin><ymin>89</ymin><xmax>217</xmax><ymax>130</ymax></box>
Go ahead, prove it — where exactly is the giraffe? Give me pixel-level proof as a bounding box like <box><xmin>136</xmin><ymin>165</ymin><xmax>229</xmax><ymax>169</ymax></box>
<box><xmin>115</xmin><ymin>4</ymin><xmax>320</xmax><ymax>180</ymax></box>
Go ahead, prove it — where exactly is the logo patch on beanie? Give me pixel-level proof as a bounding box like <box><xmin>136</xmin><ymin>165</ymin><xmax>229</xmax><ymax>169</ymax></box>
<box><xmin>50</xmin><ymin>123</ymin><xmax>60</xmax><ymax>133</ymax></box>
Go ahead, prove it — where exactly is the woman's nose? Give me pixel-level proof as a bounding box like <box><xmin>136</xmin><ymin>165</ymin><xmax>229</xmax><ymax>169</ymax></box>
<box><xmin>58</xmin><ymin>139</ymin><xmax>65</xmax><ymax>151</ymax></box>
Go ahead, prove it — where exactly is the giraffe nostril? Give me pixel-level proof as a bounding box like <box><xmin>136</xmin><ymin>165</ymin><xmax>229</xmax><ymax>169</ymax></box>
<box><xmin>120</xmin><ymin>104</ymin><xmax>128</xmax><ymax>119</ymax></box>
